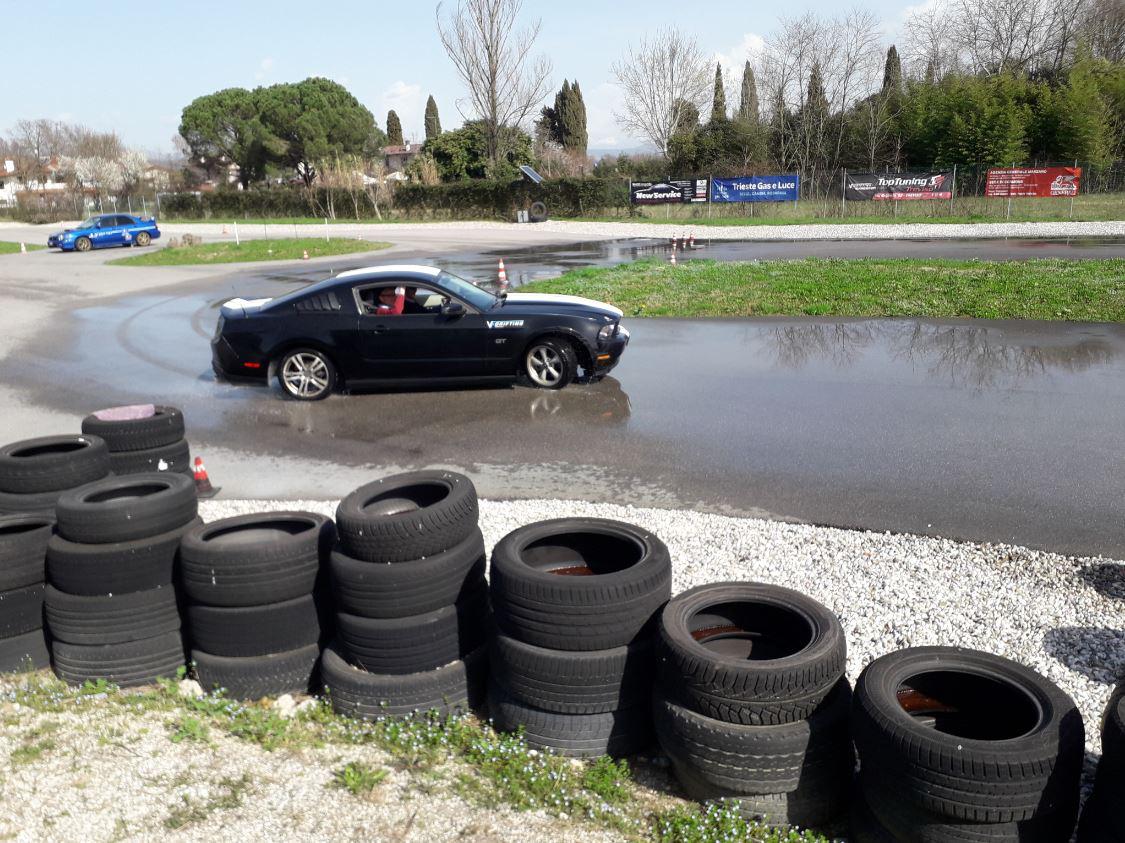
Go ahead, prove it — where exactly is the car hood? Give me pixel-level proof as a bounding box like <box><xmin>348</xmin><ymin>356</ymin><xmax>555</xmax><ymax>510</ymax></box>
<box><xmin>500</xmin><ymin>292</ymin><xmax>622</xmax><ymax>319</ymax></box>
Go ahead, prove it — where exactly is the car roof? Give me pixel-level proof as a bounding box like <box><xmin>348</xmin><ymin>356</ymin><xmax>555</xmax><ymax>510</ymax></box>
<box><xmin>335</xmin><ymin>264</ymin><xmax>442</xmax><ymax>281</ymax></box>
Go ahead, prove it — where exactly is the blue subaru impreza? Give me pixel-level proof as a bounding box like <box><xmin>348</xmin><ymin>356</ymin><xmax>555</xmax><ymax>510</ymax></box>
<box><xmin>48</xmin><ymin>214</ymin><xmax>161</xmax><ymax>252</ymax></box>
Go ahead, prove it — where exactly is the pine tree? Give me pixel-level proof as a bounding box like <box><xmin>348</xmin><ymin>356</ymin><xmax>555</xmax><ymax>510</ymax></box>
<box><xmin>564</xmin><ymin>80</ymin><xmax>588</xmax><ymax>156</ymax></box>
<box><xmin>737</xmin><ymin>61</ymin><xmax>759</xmax><ymax>124</ymax></box>
<box><xmin>882</xmin><ymin>46</ymin><xmax>903</xmax><ymax>94</ymax></box>
<box><xmin>711</xmin><ymin>63</ymin><xmax>727</xmax><ymax>122</ymax></box>
<box><xmin>424</xmin><ymin>96</ymin><xmax>442</xmax><ymax>140</ymax></box>
<box><xmin>386</xmin><ymin>110</ymin><xmax>404</xmax><ymax>146</ymax></box>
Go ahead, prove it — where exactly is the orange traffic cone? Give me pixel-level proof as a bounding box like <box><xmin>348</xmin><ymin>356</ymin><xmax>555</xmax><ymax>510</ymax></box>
<box><xmin>302</xmin><ymin>249</ymin><xmax>310</xmax><ymax>260</ymax></box>
<box><xmin>497</xmin><ymin>259</ymin><xmax>508</xmax><ymax>287</ymax></box>
<box><xmin>688</xmin><ymin>232</ymin><xmax>695</xmax><ymax>248</ymax></box>
<box><xmin>19</xmin><ymin>242</ymin><xmax>26</xmax><ymax>254</ymax></box>
<box><xmin>669</xmin><ymin>249</ymin><xmax>677</xmax><ymax>266</ymax></box>
<box><xmin>193</xmin><ymin>456</ymin><xmax>219</xmax><ymax>498</ymax></box>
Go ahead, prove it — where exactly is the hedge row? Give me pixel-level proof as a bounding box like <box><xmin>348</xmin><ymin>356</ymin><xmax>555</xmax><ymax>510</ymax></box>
<box><xmin>156</xmin><ymin>178</ymin><xmax>632</xmax><ymax>221</ymax></box>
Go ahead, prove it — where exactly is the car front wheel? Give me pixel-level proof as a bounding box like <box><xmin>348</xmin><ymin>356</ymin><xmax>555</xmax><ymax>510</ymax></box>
<box><xmin>524</xmin><ymin>338</ymin><xmax>576</xmax><ymax>390</ymax></box>
<box><xmin>278</xmin><ymin>349</ymin><xmax>336</xmax><ymax>401</ymax></box>
<box><xmin>74</xmin><ymin>237</ymin><xmax>91</xmax><ymax>252</ymax></box>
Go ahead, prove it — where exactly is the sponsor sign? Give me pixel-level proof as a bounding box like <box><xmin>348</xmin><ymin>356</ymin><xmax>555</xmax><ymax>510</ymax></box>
<box><xmin>630</xmin><ymin>179</ymin><xmax>709</xmax><ymax>204</ymax></box>
<box><xmin>845</xmin><ymin>171</ymin><xmax>953</xmax><ymax>201</ymax></box>
<box><xmin>985</xmin><ymin>167</ymin><xmax>1081</xmax><ymax>197</ymax></box>
<box><xmin>710</xmin><ymin>175</ymin><xmax>799</xmax><ymax>203</ymax></box>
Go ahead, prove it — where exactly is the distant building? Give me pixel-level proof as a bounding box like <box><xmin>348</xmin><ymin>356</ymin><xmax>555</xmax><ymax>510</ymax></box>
<box><xmin>384</xmin><ymin>143</ymin><xmax>421</xmax><ymax>175</ymax></box>
<box><xmin>0</xmin><ymin>157</ymin><xmax>68</xmax><ymax>208</ymax></box>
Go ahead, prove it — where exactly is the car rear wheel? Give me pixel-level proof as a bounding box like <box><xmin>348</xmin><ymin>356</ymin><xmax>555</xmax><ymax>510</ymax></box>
<box><xmin>135</xmin><ymin>231</ymin><xmax>151</xmax><ymax>247</ymax></box>
<box><xmin>524</xmin><ymin>338</ymin><xmax>576</xmax><ymax>390</ymax></box>
<box><xmin>74</xmin><ymin>237</ymin><xmax>91</xmax><ymax>252</ymax></box>
<box><xmin>278</xmin><ymin>349</ymin><xmax>336</xmax><ymax>401</ymax></box>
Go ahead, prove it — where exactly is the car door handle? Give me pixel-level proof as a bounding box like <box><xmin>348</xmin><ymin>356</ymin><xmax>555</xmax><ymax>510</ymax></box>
<box><xmin>369</xmin><ymin>325</ymin><xmax>387</xmax><ymax>333</ymax></box>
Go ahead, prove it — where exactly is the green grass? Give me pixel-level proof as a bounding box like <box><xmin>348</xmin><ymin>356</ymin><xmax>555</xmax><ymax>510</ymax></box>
<box><xmin>0</xmin><ymin>241</ymin><xmax>45</xmax><ymax>254</ymax></box>
<box><xmin>520</xmin><ymin>257</ymin><xmax>1125</xmax><ymax>321</ymax></box>
<box><xmin>107</xmin><ymin>237</ymin><xmax>390</xmax><ymax>266</ymax></box>
<box><xmin>1</xmin><ymin>673</ymin><xmax>828</xmax><ymax>843</ymax></box>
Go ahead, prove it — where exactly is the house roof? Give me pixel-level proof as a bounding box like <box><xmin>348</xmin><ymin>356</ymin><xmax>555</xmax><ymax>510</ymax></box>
<box><xmin>384</xmin><ymin>144</ymin><xmax>420</xmax><ymax>155</ymax></box>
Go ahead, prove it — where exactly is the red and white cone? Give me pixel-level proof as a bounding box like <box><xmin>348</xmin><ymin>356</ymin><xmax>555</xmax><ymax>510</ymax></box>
<box><xmin>669</xmin><ymin>249</ymin><xmax>677</xmax><ymax>266</ymax></box>
<box><xmin>498</xmin><ymin>259</ymin><xmax>508</xmax><ymax>288</ymax></box>
<box><xmin>302</xmin><ymin>249</ymin><xmax>310</xmax><ymax>260</ymax></box>
<box><xmin>192</xmin><ymin>456</ymin><xmax>219</xmax><ymax>498</ymax></box>
<box><xmin>688</xmin><ymin>232</ymin><xmax>695</xmax><ymax>248</ymax></box>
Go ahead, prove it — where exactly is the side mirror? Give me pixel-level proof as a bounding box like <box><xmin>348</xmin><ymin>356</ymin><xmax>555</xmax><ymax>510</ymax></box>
<box><xmin>441</xmin><ymin>301</ymin><xmax>465</xmax><ymax>317</ymax></box>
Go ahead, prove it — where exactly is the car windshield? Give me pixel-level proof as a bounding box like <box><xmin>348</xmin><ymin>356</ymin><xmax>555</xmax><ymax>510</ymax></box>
<box><xmin>438</xmin><ymin>271</ymin><xmax>497</xmax><ymax>311</ymax></box>
<box><xmin>77</xmin><ymin>218</ymin><xmax>100</xmax><ymax>229</ymax></box>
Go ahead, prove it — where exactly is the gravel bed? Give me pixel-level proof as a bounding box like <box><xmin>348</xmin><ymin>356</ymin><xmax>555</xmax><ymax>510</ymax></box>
<box><xmin>201</xmin><ymin>496</ymin><xmax>1123</xmax><ymax>768</ymax></box>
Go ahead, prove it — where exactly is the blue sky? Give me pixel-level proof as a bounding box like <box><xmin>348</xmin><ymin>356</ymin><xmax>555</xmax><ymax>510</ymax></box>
<box><xmin>2</xmin><ymin>0</ymin><xmax>920</xmax><ymax>155</ymax></box>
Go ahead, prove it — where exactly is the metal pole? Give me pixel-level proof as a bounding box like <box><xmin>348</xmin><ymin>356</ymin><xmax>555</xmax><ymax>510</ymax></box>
<box><xmin>1006</xmin><ymin>162</ymin><xmax>1014</xmax><ymax>221</ymax></box>
<box><xmin>841</xmin><ymin>169</ymin><xmax>846</xmax><ymax>217</ymax></box>
<box><xmin>794</xmin><ymin>169</ymin><xmax>799</xmax><ymax>212</ymax></box>
<box><xmin>325</xmin><ymin>217</ymin><xmax>329</xmax><ymax>242</ymax></box>
<box><xmin>1070</xmin><ymin>159</ymin><xmax>1077</xmax><ymax>219</ymax></box>
<box><xmin>707</xmin><ymin>175</ymin><xmax>712</xmax><ymax>220</ymax></box>
<box><xmin>950</xmin><ymin>165</ymin><xmax>956</xmax><ymax>216</ymax></box>
<box><xmin>234</xmin><ymin>221</ymin><xmax>240</xmax><ymax>245</ymax></box>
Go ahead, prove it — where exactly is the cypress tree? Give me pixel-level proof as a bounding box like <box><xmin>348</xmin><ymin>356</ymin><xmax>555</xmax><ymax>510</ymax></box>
<box><xmin>565</xmin><ymin>80</ymin><xmax>588</xmax><ymax>155</ymax></box>
<box><xmin>738</xmin><ymin>61</ymin><xmax>759</xmax><ymax>124</ymax></box>
<box><xmin>924</xmin><ymin>59</ymin><xmax>937</xmax><ymax>84</ymax></box>
<box><xmin>711</xmin><ymin>63</ymin><xmax>727</xmax><ymax>122</ymax></box>
<box><xmin>386</xmin><ymin>110</ymin><xmax>403</xmax><ymax>146</ymax></box>
<box><xmin>882</xmin><ymin>45</ymin><xmax>903</xmax><ymax>94</ymax></box>
<box><xmin>424</xmin><ymin>96</ymin><xmax>442</xmax><ymax>140</ymax></box>
<box><xmin>806</xmin><ymin>63</ymin><xmax>829</xmax><ymax>114</ymax></box>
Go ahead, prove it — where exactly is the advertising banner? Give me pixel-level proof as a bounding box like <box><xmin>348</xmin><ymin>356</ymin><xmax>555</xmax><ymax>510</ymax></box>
<box><xmin>845</xmin><ymin>171</ymin><xmax>954</xmax><ymax>201</ymax></box>
<box><xmin>710</xmin><ymin>175</ymin><xmax>799</xmax><ymax>203</ymax></box>
<box><xmin>629</xmin><ymin>179</ymin><xmax>709</xmax><ymax>204</ymax></box>
<box><xmin>985</xmin><ymin>167</ymin><xmax>1081</xmax><ymax>197</ymax></box>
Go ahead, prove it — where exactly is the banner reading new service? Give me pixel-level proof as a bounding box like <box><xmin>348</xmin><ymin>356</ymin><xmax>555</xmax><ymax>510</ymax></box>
<box><xmin>710</xmin><ymin>175</ymin><xmax>799</xmax><ymax>203</ymax></box>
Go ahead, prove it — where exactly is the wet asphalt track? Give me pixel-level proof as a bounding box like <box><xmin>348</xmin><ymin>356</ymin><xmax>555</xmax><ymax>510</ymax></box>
<box><xmin>3</xmin><ymin>236</ymin><xmax>1125</xmax><ymax>557</ymax></box>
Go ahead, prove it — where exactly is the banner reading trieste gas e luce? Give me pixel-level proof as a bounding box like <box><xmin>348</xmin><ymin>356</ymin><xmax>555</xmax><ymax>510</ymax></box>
<box><xmin>710</xmin><ymin>175</ymin><xmax>799</xmax><ymax>203</ymax></box>
<box><xmin>629</xmin><ymin>179</ymin><xmax>709</xmax><ymax>204</ymax></box>
<box><xmin>845</xmin><ymin>172</ymin><xmax>954</xmax><ymax>201</ymax></box>
<box><xmin>984</xmin><ymin>167</ymin><xmax>1081</xmax><ymax>197</ymax></box>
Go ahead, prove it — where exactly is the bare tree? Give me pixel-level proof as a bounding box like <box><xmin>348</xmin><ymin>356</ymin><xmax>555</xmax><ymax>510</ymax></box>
<box><xmin>1079</xmin><ymin>0</ymin><xmax>1125</xmax><ymax>62</ymax></box>
<box><xmin>436</xmin><ymin>0</ymin><xmax>552</xmax><ymax>168</ymax></box>
<box><xmin>902</xmin><ymin>5</ymin><xmax>960</xmax><ymax>80</ymax></box>
<box><xmin>948</xmin><ymin>0</ymin><xmax>1089</xmax><ymax>75</ymax></box>
<box><xmin>611</xmin><ymin>28</ymin><xmax>713</xmax><ymax>155</ymax></box>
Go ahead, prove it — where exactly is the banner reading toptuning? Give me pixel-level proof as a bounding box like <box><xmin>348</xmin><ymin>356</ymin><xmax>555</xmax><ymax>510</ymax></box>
<box><xmin>985</xmin><ymin>167</ymin><xmax>1082</xmax><ymax>197</ymax></box>
<box><xmin>844</xmin><ymin>172</ymin><xmax>954</xmax><ymax>201</ymax></box>
<box><xmin>629</xmin><ymin>179</ymin><xmax>709</xmax><ymax>204</ymax></box>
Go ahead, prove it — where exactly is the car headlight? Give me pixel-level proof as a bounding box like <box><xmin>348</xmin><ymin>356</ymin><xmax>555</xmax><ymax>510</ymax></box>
<box><xmin>597</xmin><ymin>323</ymin><xmax>618</xmax><ymax>341</ymax></box>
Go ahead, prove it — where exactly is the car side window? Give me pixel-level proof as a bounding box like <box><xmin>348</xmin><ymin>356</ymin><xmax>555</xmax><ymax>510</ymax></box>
<box><xmin>116</xmin><ymin>216</ymin><xmax>133</xmax><ymax>226</ymax></box>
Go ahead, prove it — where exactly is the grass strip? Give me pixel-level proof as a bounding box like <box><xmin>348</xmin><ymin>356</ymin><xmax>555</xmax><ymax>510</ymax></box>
<box><xmin>0</xmin><ymin>241</ymin><xmax>45</xmax><ymax>254</ymax></box>
<box><xmin>2</xmin><ymin>672</ymin><xmax>828</xmax><ymax>843</ymax></box>
<box><xmin>519</xmin><ymin>257</ymin><xmax>1125</xmax><ymax>321</ymax></box>
<box><xmin>107</xmin><ymin>237</ymin><xmax>390</xmax><ymax>266</ymax></box>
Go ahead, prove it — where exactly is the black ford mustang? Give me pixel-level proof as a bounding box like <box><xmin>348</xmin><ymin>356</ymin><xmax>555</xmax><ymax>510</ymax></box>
<box><xmin>211</xmin><ymin>264</ymin><xmax>630</xmax><ymax>400</ymax></box>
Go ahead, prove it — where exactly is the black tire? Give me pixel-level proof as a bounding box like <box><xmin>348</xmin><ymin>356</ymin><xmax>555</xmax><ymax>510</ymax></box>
<box><xmin>0</xmin><ymin>435</ymin><xmax>110</xmax><ymax>494</ymax></box>
<box><xmin>653</xmin><ymin>679</ymin><xmax>854</xmax><ymax>795</ymax></box>
<box><xmin>44</xmin><ymin>584</ymin><xmax>180</xmax><ymax>645</ymax></box>
<box><xmin>850</xmin><ymin>792</ymin><xmax>901</xmax><ymax>843</ymax></box>
<box><xmin>46</xmin><ymin>517</ymin><xmax>200</xmax><ymax>596</ymax></box>
<box><xmin>335</xmin><ymin>471</ymin><xmax>478</xmax><ymax>563</ymax></box>
<box><xmin>81</xmin><ymin>405</ymin><xmax>185</xmax><ymax>452</ymax></box>
<box><xmin>487</xmin><ymin>681</ymin><xmax>653</xmax><ymax>758</ymax></box>
<box><xmin>529</xmin><ymin>201</ymin><xmax>548</xmax><ymax>223</ymax></box>
<box><xmin>657</xmin><ymin>581</ymin><xmax>846</xmax><ymax>726</ymax></box>
<box><xmin>134</xmin><ymin>231</ymin><xmax>151</xmax><ymax>247</ymax></box>
<box><xmin>0</xmin><ymin>583</ymin><xmax>44</xmax><ymax>638</ymax></box>
<box><xmin>186</xmin><ymin>594</ymin><xmax>321</xmax><ymax>657</ymax></box>
<box><xmin>1078</xmin><ymin>791</ymin><xmax>1125</xmax><ymax>841</ymax></box>
<box><xmin>108</xmin><ymin>439</ymin><xmax>192</xmax><ymax>476</ymax></box>
<box><xmin>491</xmin><ymin>632</ymin><xmax>654</xmax><ymax>714</ymax></box>
<box><xmin>75</xmin><ymin>236</ymin><xmax>92</xmax><ymax>252</ymax></box>
<box><xmin>852</xmin><ymin>646</ymin><xmax>1085</xmax><ymax>824</ymax></box>
<box><xmin>192</xmin><ymin>643</ymin><xmax>320</xmax><ymax>700</ymax></box>
<box><xmin>671</xmin><ymin>757</ymin><xmax>848</xmax><ymax>830</ymax></box>
<box><xmin>1098</xmin><ymin>682</ymin><xmax>1125</xmax><ymax>776</ymax></box>
<box><xmin>0</xmin><ymin>515</ymin><xmax>53</xmax><ymax>591</ymax></box>
<box><xmin>336</xmin><ymin>583</ymin><xmax>489</xmax><ymax>674</ymax></box>
<box><xmin>863</xmin><ymin>778</ymin><xmax>1078</xmax><ymax>843</ymax></box>
<box><xmin>322</xmin><ymin>640</ymin><xmax>486</xmax><ymax>720</ymax></box>
<box><xmin>277</xmin><ymin>348</ymin><xmax>337</xmax><ymax>401</ymax></box>
<box><xmin>489</xmin><ymin>518</ymin><xmax>671</xmax><ymax>651</ymax></box>
<box><xmin>0</xmin><ymin>628</ymin><xmax>50</xmax><ymax>672</ymax></box>
<box><xmin>330</xmin><ymin>527</ymin><xmax>485</xmax><ymax>618</ymax></box>
<box><xmin>55</xmin><ymin>472</ymin><xmax>197</xmax><ymax>544</ymax></box>
<box><xmin>180</xmin><ymin>512</ymin><xmax>334</xmax><ymax>607</ymax></box>
<box><xmin>0</xmin><ymin>488</ymin><xmax>64</xmax><ymax>517</ymax></box>
<box><xmin>523</xmin><ymin>337</ymin><xmax>577</xmax><ymax>389</ymax></box>
<box><xmin>51</xmin><ymin>630</ymin><xmax>185</xmax><ymax>687</ymax></box>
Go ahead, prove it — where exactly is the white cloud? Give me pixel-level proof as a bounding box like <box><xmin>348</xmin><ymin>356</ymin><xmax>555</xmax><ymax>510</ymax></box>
<box><xmin>255</xmin><ymin>57</ymin><xmax>274</xmax><ymax>81</ymax></box>
<box><xmin>714</xmin><ymin>32</ymin><xmax>766</xmax><ymax>81</ymax></box>
<box><xmin>379</xmin><ymin>80</ymin><xmax>424</xmax><ymax>142</ymax></box>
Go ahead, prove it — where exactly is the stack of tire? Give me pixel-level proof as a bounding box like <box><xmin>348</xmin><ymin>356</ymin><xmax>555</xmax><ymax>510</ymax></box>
<box><xmin>82</xmin><ymin>405</ymin><xmax>191</xmax><ymax>476</ymax></box>
<box><xmin>0</xmin><ymin>515</ymin><xmax>54</xmax><ymax>672</ymax></box>
<box><xmin>488</xmin><ymin>518</ymin><xmax>671</xmax><ymax>757</ymax></box>
<box><xmin>850</xmin><ymin>646</ymin><xmax>1085</xmax><ymax>843</ymax></box>
<box><xmin>322</xmin><ymin>471</ymin><xmax>488</xmax><ymax>719</ymax></box>
<box><xmin>654</xmin><ymin>582</ymin><xmax>853</xmax><ymax>831</ymax></box>
<box><xmin>45</xmin><ymin>472</ymin><xmax>198</xmax><ymax>687</ymax></box>
<box><xmin>1077</xmin><ymin>681</ymin><xmax>1124</xmax><ymax>841</ymax></box>
<box><xmin>180</xmin><ymin>511</ymin><xmax>334</xmax><ymax>700</ymax></box>
<box><xmin>0</xmin><ymin>435</ymin><xmax>110</xmax><ymax>516</ymax></box>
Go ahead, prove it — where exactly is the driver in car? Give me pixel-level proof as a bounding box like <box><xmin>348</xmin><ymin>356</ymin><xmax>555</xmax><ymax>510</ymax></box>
<box><xmin>372</xmin><ymin>286</ymin><xmax>405</xmax><ymax>315</ymax></box>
